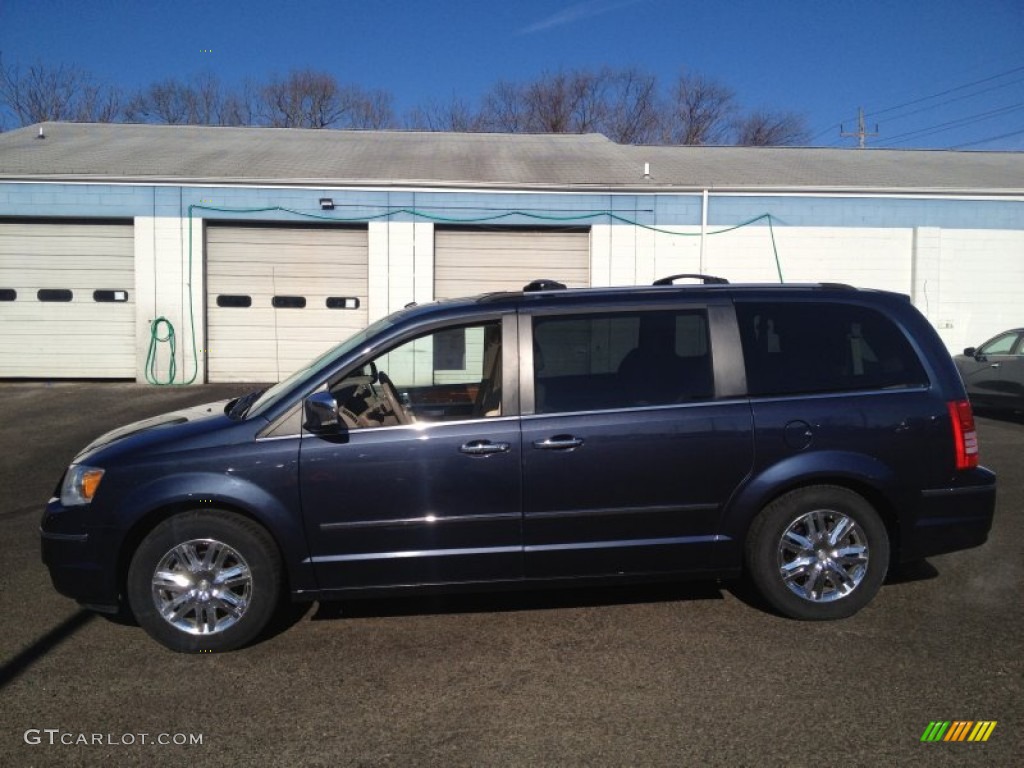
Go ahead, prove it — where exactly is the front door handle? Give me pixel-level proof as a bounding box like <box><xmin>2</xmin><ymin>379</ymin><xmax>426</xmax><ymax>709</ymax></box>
<box><xmin>532</xmin><ymin>435</ymin><xmax>584</xmax><ymax>450</ymax></box>
<box><xmin>460</xmin><ymin>440</ymin><xmax>510</xmax><ymax>456</ymax></box>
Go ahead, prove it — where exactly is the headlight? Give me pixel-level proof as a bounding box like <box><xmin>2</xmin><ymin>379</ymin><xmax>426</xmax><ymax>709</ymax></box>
<box><xmin>60</xmin><ymin>464</ymin><xmax>105</xmax><ymax>506</ymax></box>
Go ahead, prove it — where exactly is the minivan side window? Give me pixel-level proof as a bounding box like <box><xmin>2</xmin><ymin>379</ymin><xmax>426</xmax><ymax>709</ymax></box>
<box><xmin>532</xmin><ymin>309</ymin><xmax>713</xmax><ymax>414</ymax></box>
<box><xmin>330</xmin><ymin>321</ymin><xmax>503</xmax><ymax>427</ymax></box>
<box><xmin>735</xmin><ymin>301</ymin><xmax>929</xmax><ymax>396</ymax></box>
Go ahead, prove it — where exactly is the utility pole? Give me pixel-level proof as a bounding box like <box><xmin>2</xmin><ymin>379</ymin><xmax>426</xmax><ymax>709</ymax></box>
<box><xmin>840</xmin><ymin>107</ymin><xmax>879</xmax><ymax>148</ymax></box>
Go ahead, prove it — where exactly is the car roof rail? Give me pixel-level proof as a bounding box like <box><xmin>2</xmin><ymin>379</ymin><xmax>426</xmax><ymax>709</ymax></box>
<box><xmin>653</xmin><ymin>273</ymin><xmax>729</xmax><ymax>286</ymax></box>
<box><xmin>523</xmin><ymin>279</ymin><xmax>567</xmax><ymax>292</ymax></box>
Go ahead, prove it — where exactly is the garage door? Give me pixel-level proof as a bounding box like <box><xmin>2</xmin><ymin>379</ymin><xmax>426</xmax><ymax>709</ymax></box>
<box><xmin>0</xmin><ymin>221</ymin><xmax>135</xmax><ymax>378</ymax></box>
<box><xmin>206</xmin><ymin>224</ymin><xmax>368</xmax><ymax>382</ymax></box>
<box><xmin>434</xmin><ymin>227</ymin><xmax>590</xmax><ymax>300</ymax></box>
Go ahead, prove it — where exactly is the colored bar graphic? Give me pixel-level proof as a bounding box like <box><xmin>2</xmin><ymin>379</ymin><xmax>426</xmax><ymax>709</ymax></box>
<box><xmin>921</xmin><ymin>721</ymin><xmax>996</xmax><ymax>742</ymax></box>
<box><xmin>945</xmin><ymin>721</ymin><xmax>973</xmax><ymax>741</ymax></box>
<box><xmin>968</xmin><ymin>721</ymin><xmax>997</xmax><ymax>742</ymax></box>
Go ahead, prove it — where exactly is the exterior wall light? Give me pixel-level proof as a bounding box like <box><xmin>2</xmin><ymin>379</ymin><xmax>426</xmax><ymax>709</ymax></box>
<box><xmin>319</xmin><ymin>198</ymin><xmax>334</xmax><ymax>210</ymax></box>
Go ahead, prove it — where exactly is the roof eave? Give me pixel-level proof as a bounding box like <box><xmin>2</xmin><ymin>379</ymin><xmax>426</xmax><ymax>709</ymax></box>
<box><xmin>1</xmin><ymin>174</ymin><xmax>1023</xmax><ymax>198</ymax></box>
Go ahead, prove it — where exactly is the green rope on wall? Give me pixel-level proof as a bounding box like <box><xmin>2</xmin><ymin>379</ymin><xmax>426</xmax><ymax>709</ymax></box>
<box><xmin>145</xmin><ymin>316</ymin><xmax>177</xmax><ymax>385</ymax></box>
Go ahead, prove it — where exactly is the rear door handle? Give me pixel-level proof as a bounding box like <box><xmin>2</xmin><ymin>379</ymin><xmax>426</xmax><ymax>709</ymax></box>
<box><xmin>532</xmin><ymin>436</ymin><xmax>584</xmax><ymax>450</ymax></box>
<box><xmin>460</xmin><ymin>440</ymin><xmax>510</xmax><ymax>456</ymax></box>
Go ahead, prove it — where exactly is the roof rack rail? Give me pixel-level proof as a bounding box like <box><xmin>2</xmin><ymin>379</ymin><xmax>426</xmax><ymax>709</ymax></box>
<box><xmin>524</xmin><ymin>279</ymin><xmax>567</xmax><ymax>292</ymax></box>
<box><xmin>653</xmin><ymin>273</ymin><xmax>729</xmax><ymax>286</ymax></box>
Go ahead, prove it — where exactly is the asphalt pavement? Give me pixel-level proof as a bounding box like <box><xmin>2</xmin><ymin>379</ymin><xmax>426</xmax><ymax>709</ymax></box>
<box><xmin>1</xmin><ymin>382</ymin><xmax>1020</xmax><ymax>767</ymax></box>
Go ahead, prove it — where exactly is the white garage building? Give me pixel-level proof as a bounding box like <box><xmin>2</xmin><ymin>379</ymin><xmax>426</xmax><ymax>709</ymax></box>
<box><xmin>0</xmin><ymin>122</ymin><xmax>1022</xmax><ymax>383</ymax></box>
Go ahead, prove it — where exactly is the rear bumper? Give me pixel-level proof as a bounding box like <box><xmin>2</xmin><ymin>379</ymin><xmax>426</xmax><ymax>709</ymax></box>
<box><xmin>901</xmin><ymin>468</ymin><xmax>997</xmax><ymax>561</ymax></box>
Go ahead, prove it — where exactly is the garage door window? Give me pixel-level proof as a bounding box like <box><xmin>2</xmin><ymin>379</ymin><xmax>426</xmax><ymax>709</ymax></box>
<box><xmin>93</xmin><ymin>290</ymin><xmax>129</xmax><ymax>303</ymax></box>
<box><xmin>0</xmin><ymin>289</ymin><xmax>15</xmax><ymax>301</ymax></box>
<box><xmin>326</xmin><ymin>297</ymin><xmax>360</xmax><ymax>310</ymax></box>
<box><xmin>216</xmin><ymin>295</ymin><xmax>252</xmax><ymax>308</ymax></box>
<box><xmin>38</xmin><ymin>289</ymin><xmax>73</xmax><ymax>302</ymax></box>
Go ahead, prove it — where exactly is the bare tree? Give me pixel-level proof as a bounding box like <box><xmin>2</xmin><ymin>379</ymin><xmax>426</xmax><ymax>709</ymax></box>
<box><xmin>407</xmin><ymin>95</ymin><xmax>482</xmax><ymax>132</ymax></box>
<box><xmin>259</xmin><ymin>69</ymin><xmax>338</xmax><ymax>127</ymax></box>
<box><xmin>187</xmin><ymin>71</ymin><xmax>222</xmax><ymax>124</ymax></box>
<box><xmin>0</xmin><ymin>55</ymin><xmax>121</xmax><ymax>125</ymax></box>
<box><xmin>123</xmin><ymin>72</ymin><xmax>264</xmax><ymax>126</ymax></box>
<box><xmin>347</xmin><ymin>87</ymin><xmax>394</xmax><ymax>129</ymax></box>
<box><xmin>218</xmin><ymin>78</ymin><xmax>259</xmax><ymax>126</ymax></box>
<box><xmin>75</xmin><ymin>82</ymin><xmax>122</xmax><ymax>123</ymax></box>
<box><xmin>0</xmin><ymin>52</ymin><xmax>811</xmax><ymax>147</ymax></box>
<box><xmin>734</xmin><ymin>110</ymin><xmax>810</xmax><ymax>146</ymax></box>
<box><xmin>479</xmin><ymin>80</ymin><xmax>527</xmax><ymax>132</ymax></box>
<box><xmin>661</xmin><ymin>71</ymin><xmax>736</xmax><ymax>145</ymax></box>
<box><xmin>602</xmin><ymin>67</ymin><xmax>660</xmax><ymax>144</ymax></box>
<box><xmin>521</xmin><ymin>69</ymin><xmax>608</xmax><ymax>133</ymax></box>
<box><xmin>470</xmin><ymin>67</ymin><xmax>657</xmax><ymax>143</ymax></box>
<box><xmin>477</xmin><ymin>69</ymin><xmax>624</xmax><ymax>135</ymax></box>
<box><xmin>124</xmin><ymin>79</ymin><xmax>189</xmax><ymax>124</ymax></box>
<box><xmin>258</xmin><ymin>69</ymin><xmax>393</xmax><ymax>129</ymax></box>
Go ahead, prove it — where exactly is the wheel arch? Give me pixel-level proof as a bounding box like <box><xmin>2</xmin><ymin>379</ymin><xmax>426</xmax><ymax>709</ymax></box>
<box><xmin>113</xmin><ymin>478</ymin><xmax>317</xmax><ymax>609</ymax></box>
<box><xmin>723</xmin><ymin>452</ymin><xmax>907</xmax><ymax>568</ymax></box>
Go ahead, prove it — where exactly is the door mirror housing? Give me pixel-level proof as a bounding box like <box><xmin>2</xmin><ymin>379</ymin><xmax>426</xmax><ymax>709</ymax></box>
<box><xmin>303</xmin><ymin>391</ymin><xmax>340</xmax><ymax>433</ymax></box>
<box><xmin>963</xmin><ymin>347</ymin><xmax>977</xmax><ymax>358</ymax></box>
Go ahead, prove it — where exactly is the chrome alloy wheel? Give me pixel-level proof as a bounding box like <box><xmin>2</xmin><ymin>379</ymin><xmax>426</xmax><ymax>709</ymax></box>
<box><xmin>777</xmin><ymin>509</ymin><xmax>869</xmax><ymax>603</ymax></box>
<box><xmin>151</xmin><ymin>538</ymin><xmax>253</xmax><ymax>635</ymax></box>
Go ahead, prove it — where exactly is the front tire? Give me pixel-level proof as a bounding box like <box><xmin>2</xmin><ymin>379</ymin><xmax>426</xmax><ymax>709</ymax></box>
<box><xmin>745</xmin><ymin>486</ymin><xmax>889</xmax><ymax>620</ymax></box>
<box><xmin>127</xmin><ymin>510</ymin><xmax>282</xmax><ymax>653</ymax></box>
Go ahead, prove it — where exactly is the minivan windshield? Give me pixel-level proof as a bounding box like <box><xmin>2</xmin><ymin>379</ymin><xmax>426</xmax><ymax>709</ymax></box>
<box><xmin>245</xmin><ymin>315</ymin><xmax>398</xmax><ymax>418</ymax></box>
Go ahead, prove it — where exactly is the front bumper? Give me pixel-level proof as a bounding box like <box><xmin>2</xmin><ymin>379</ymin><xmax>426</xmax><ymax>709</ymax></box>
<box><xmin>40</xmin><ymin>499</ymin><xmax>122</xmax><ymax>611</ymax></box>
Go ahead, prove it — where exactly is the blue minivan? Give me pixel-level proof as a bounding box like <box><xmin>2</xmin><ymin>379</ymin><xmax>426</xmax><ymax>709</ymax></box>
<box><xmin>41</xmin><ymin>277</ymin><xmax>997</xmax><ymax>652</ymax></box>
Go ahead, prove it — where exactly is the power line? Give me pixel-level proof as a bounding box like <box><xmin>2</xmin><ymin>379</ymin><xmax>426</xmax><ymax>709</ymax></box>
<box><xmin>809</xmin><ymin>124</ymin><xmax>841</xmax><ymax>143</ymax></box>
<box><xmin>875</xmin><ymin>76</ymin><xmax>1024</xmax><ymax>125</ymax></box>
<box><xmin>950</xmin><ymin>127</ymin><xmax>1024</xmax><ymax>149</ymax></box>
<box><xmin>863</xmin><ymin>64</ymin><xmax>1024</xmax><ymax>120</ymax></box>
<box><xmin>879</xmin><ymin>104</ymin><xmax>1024</xmax><ymax>146</ymax></box>
<box><xmin>810</xmin><ymin>63</ymin><xmax>1024</xmax><ymax>144</ymax></box>
<box><xmin>876</xmin><ymin>103</ymin><xmax>1024</xmax><ymax>147</ymax></box>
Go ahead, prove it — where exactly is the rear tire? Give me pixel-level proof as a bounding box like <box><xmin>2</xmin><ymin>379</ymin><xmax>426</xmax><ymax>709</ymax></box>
<box><xmin>127</xmin><ymin>510</ymin><xmax>282</xmax><ymax>653</ymax></box>
<box><xmin>745</xmin><ymin>486</ymin><xmax>889</xmax><ymax>620</ymax></box>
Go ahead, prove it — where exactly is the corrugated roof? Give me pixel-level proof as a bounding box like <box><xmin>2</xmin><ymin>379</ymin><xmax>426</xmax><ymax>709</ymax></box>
<box><xmin>1</xmin><ymin>122</ymin><xmax>1022</xmax><ymax>194</ymax></box>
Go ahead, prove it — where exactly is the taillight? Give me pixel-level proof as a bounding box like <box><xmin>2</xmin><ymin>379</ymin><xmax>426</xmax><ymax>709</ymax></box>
<box><xmin>947</xmin><ymin>399</ymin><xmax>979</xmax><ymax>470</ymax></box>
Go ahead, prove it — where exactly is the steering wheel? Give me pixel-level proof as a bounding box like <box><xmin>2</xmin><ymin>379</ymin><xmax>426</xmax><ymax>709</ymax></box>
<box><xmin>376</xmin><ymin>371</ymin><xmax>411</xmax><ymax>425</ymax></box>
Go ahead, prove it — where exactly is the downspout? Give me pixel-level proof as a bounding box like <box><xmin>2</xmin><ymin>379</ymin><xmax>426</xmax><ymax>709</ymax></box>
<box><xmin>700</xmin><ymin>189</ymin><xmax>709</xmax><ymax>273</ymax></box>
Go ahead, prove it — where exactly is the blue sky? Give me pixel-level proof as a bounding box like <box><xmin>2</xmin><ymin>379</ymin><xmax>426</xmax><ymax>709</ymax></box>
<box><xmin>2</xmin><ymin>0</ymin><xmax>1022</xmax><ymax>149</ymax></box>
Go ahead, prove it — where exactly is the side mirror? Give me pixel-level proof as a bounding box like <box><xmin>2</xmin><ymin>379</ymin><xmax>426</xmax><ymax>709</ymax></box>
<box><xmin>963</xmin><ymin>347</ymin><xmax>976</xmax><ymax>358</ymax></box>
<box><xmin>303</xmin><ymin>391</ymin><xmax>340</xmax><ymax>433</ymax></box>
